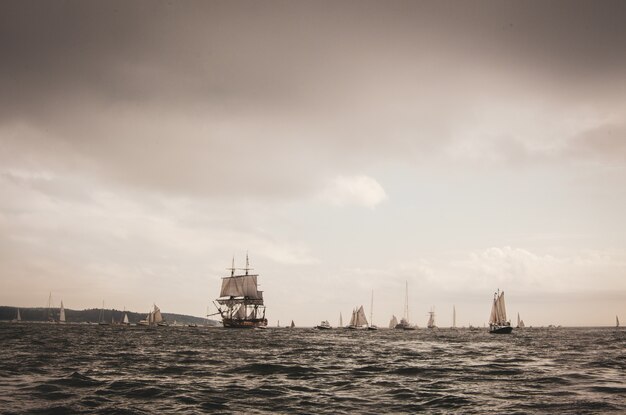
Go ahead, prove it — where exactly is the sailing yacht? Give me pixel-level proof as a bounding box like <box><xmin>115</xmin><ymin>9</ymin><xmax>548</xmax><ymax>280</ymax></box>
<box><xmin>290</xmin><ymin>320</ymin><xmax>295</xmax><ymax>328</ymax></box>
<box><xmin>395</xmin><ymin>281</ymin><xmax>416</xmax><ymax>330</ymax></box>
<box><xmin>98</xmin><ymin>301</ymin><xmax>110</xmax><ymax>325</ymax></box>
<box><xmin>138</xmin><ymin>304</ymin><xmax>165</xmax><ymax>326</ymax></box>
<box><xmin>516</xmin><ymin>312</ymin><xmax>525</xmax><ymax>328</ymax></box>
<box><xmin>389</xmin><ymin>315</ymin><xmax>398</xmax><ymax>329</ymax></box>
<box><xmin>339</xmin><ymin>312</ymin><xmax>343</xmax><ymax>329</ymax></box>
<box><xmin>368</xmin><ymin>290</ymin><xmax>378</xmax><ymax>330</ymax></box>
<box><xmin>617</xmin><ymin>315</ymin><xmax>620</xmax><ymax>328</ymax></box>
<box><xmin>489</xmin><ymin>289</ymin><xmax>512</xmax><ymax>334</ymax></box>
<box><xmin>427</xmin><ymin>308</ymin><xmax>436</xmax><ymax>329</ymax></box>
<box><xmin>348</xmin><ymin>306</ymin><xmax>368</xmax><ymax>329</ymax></box>
<box><xmin>11</xmin><ymin>308</ymin><xmax>21</xmax><ymax>323</ymax></box>
<box><xmin>214</xmin><ymin>254</ymin><xmax>268</xmax><ymax>328</ymax></box>
<box><xmin>59</xmin><ymin>301</ymin><xmax>66</xmax><ymax>324</ymax></box>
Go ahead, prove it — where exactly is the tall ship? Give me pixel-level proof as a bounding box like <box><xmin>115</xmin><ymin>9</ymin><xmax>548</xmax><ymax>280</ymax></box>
<box><xmin>138</xmin><ymin>304</ymin><xmax>165</xmax><ymax>326</ymax></box>
<box><xmin>214</xmin><ymin>254</ymin><xmax>267</xmax><ymax>329</ymax></box>
<box><xmin>348</xmin><ymin>305</ymin><xmax>368</xmax><ymax>329</ymax></box>
<box><xmin>489</xmin><ymin>289</ymin><xmax>512</xmax><ymax>334</ymax></box>
<box><xmin>426</xmin><ymin>308</ymin><xmax>436</xmax><ymax>329</ymax></box>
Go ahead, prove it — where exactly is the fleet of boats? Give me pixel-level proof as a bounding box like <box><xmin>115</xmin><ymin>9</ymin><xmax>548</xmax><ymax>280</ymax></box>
<box><xmin>7</xmin><ymin>256</ymin><xmax>622</xmax><ymax>331</ymax></box>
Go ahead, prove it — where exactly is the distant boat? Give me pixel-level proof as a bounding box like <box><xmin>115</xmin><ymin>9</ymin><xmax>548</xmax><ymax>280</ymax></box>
<box><xmin>45</xmin><ymin>292</ymin><xmax>55</xmax><ymax>323</ymax></box>
<box><xmin>214</xmin><ymin>254</ymin><xmax>268</xmax><ymax>329</ymax></box>
<box><xmin>489</xmin><ymin>290</ymin><xmax>512</xmax><ymax>334</ymax></box>
<box><xmin>98</xmin><ymin>301</ymin><xmax>110</xmax><ymax>325</ymax></box>
<box><xmin>389</xmin><ymin>315</ymin><xmax>398</xmax><ymax>329</ymax></box>
<box><xmin>187</xmin><ymin>323</ymin><xmax>198</xmax><ymax>328</ymax></box>
<box><xmin>315</xmin><ymin>320</ymin><xmax>332</xmax><ymax>330</ymax></box>
<box><xmin>427</xmin><ymin>308</ymin><xmax>436</xmax><ymax>329</ymax></box>
<box><xmin>59</xmin><ymin>301</ymin><xmax>66</xmax><ymax>324</ymax></box>
<box><xmin>290</xmin><ymin>320</ymin><xmax>295</xmax><ymax>329</ymax></box>
<box><xmin>138</xmin><ymin>304</ymin><xmax>165</xmax><ymax>326</ymax></box>
<box><xmin>122</xmin><ymin>313</ymin><xmax>130</xmax><ymax>326</ymax></box>
<box><xmin>395</xmin><ymin>281</ymin><xmax>416</xmax><ymax>330</ymax></box>
<box><xmin>368</xmin><ymin>290</ymin><xmax>378</xmax><ymax>330</ymax></box>
<box><xmin>348</xmin><ymin>305</ymin><xmax>368</xmax><ymax>329</ymax></box>
<box><xmin>617</xmin><ymin>315</ymin><xmax>620</xmax><ymax>328</ymax></box>
<box><xmin>452</xmin><ymin>305</ymin><xmax>456</xmax><ymax>329</ymax></box>
<box><xmin>339</xmin><ymin>312</ymin><xmax>343</xmax><ymax>328</ymax></box>
<box><xmin>516</xmin><ymin>312</ymin><xmax>525</xmax><ymax>328</ymax></box>
<box><xmin>11</xmin><ymin>308</ymin><xmax>21</xmax><ymax>323</ymax></box>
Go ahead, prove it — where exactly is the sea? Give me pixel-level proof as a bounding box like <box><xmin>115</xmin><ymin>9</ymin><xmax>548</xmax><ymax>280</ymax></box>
<box><xmin>0</xmin><ymin>324</ymin><xmax>625</xmax><ymax>414</ymax></box>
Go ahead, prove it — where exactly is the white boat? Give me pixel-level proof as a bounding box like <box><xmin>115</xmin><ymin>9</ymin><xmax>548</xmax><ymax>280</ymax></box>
<box><xmin>122</xmin><ymin>312</ymin><xmax>130</xmax><ymax>326</ymax></box>
<box><xmin>489</xmin><ymin>289</ymin><xmax>512</xmax><ymax>334</ymax></box>
<box><xmin>315</xmin><ymin>320</ymin><xmax>332</xmax><ymax>330</ymax></box>
<box><xmin>427</xmin><ymin>308</ymin><xmax>436</xmax><ymax>329</ymax></box>
<box><xmin>516</xmin><ymin>312</ymin><xmax>525</xmax><ymax>328</ymax></box>
<box><xmin>348</xmin><ymin>305</ymin><xmax>368</xmax><ymax>329</ymax></box>
<box><xmin>138</xmin><ymin>304</ymin><xmax>165</xmax><ymax>326</ymax></box>
<box><xmin>290</xmin><ymin>320</ymin><xmax>295</xmax><ymax>329</ymax></box>
<box><xmin>368</xmin><ymin>290</ymin><xmax>378</xmax><ymax>330</ymax></box>
<box><xmin>98</xmin><ymin>301</ymin><xmax>110</xmax><ymax>325</ymax></box>
<box><xmin>617</xmin><ymin>315</ymin><xmax>620</xmax><ymax>328</ymax></box>
<box><xmin>394</xmin><ymin>281</ymin><xmax>416</xmax><ymax>330</ymax></box>
<box><xmin>339</xmin><ymin>312</ymin><xmax>343</xmax><ymax>328</ymax></box>
<box><xmin>389</xmin><ymin>315</ymin><xmax>398</xmax><ymax>329</ymax></box>
<box><xmin>59</xmin><ymin>301</ymin><xmax>66</xmax><ymax>324</ymax></box>
<box><xmin>11</xmin><ymin>308</ymin><xmax>21</xmax><ymax>323</ymax></box>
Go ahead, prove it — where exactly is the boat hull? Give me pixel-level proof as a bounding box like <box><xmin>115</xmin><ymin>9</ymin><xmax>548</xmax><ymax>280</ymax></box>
<box><xmin>489</xmin><ymin>325</ymin><xmax>513</xmax><ymax>334</ymax></box>
<box><xmin>222</xmin><ymin>318</ymin><xmax>268</xmax><ymax>329</ymax></box>
<box><xmin>315</xmin><ymin>326</ymin><xmax>332</xmax><ymax>330</ymax></box>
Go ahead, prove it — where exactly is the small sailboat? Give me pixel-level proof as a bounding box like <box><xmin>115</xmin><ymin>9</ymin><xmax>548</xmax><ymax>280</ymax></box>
<box><xmin>315</xmin><ymin>320</ymin><xmax>332</xmax><ymax>330</ymax></box>
<box><xmin>426</xmin><ymin>308</ymin><xmax>436</xmax><ymax>329</ymax></box>
<box><xmin>617</xmin><ymin>315</ymin><xmax>620</xmax><ymax>328</ymax></box>
<box><xmin>368</xmin><ymin>290</ymin><xmax>378</xmax><ymax>330</ymax></box>
<box><xmin>98</xmin><ymin>301</ymin><xmax>110</xmax><ymax>325</ymax></box>
<box><xmin>138</xmin><ymin>304</ymin><xmax>164</xmax><ymax>326</ymax></box>
<box><xmin>489</xmin><ymin>289</ymin><xmax>512</xmax><ymax>334</ymax></box>
<box><xmin>389</xmin><ymin>315</ymin><xmax>398</xmax><ymax>329</ymax></box>
<box><xmin>395</xmin><ymin>281</ymin><xmax>416</xmax><ymax>330</ymax></box>
<box><xmin>290</xmin><ymin>320</ymin><xmax>295</xmax><ymax>329</ymax></box>
<box><xmin>59</xmin><ymin>301</ymin><xmax>66</xmax><ymax>324</ymax></box>
<box><xmin>339</xmin><ymin>312</ymin><xmax>343</xmax><ymax>328</ymax></box>
<box><xmin>348</xmin><ymin>305</ymin><xmax>368</xmax><ymax>329</ymax></box>
<box><xmin>11</xmin><ymin>308</ymin><xmax>21</xmax><ymax>323</ymax></box>
<box><xmin>516</xmin><ymin>312</ymin><xmax>526</xmax><ymax>328</ymax></box>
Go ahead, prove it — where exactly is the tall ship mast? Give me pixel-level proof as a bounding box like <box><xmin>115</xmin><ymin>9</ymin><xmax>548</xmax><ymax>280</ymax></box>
<box><xmin>214</xmin><ymin>254</ymin><xmax>267</xmax><ymax>329</ymax></box>
<box><xmin>489</xmin><ymin>289</ymin><xmax>512</xmax><ymax>334</ymax></box>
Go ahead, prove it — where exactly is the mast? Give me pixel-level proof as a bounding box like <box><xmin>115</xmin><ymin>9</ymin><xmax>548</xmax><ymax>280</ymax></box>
<box><xmin>47</xmin><ymin>292</ymin><xmax>53</xmax><ymax>321</ymax></box>
<box><xmin>405</xmin><ymin>281</ymin><xmax>409</xmax><ymax>322</ymax></box>
<box><xmin>339</xmin><ymin>312</ymin><xmax>343</xmax><ymax>328</ymax></box>
<box><xmin>370</xmin><ymin>290</ymin><xmax>374</xmax><ymax>327</ymax></box>
<box><xmin>452</xmin><ymin>305</ymin><xmax>456</xmax><ymax>328</ymax></box>
<box><xmin>59</xmin><ymin>301</ymin><xmax>65</xmax><ymax>323</ymax></box>
<box><xmin>17</xmin><ymin>308</ymin><xmax>21</xmax><ymax>321</ymax></box>
<box><xmin>617</xmin><ymin>315</ymin><xmax>620</xmax><ymax>328</ymax></box>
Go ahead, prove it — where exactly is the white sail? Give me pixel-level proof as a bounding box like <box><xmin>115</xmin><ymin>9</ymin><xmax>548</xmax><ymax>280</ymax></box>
<box><xmin>234</xmin><ymin>305</ymin><xmax>247</xmax><ymax>319</ymax></box>
<box><xmin>427</xmin><ymin>310</ymin><xmax>435</xmax><ymax>328</ymax></box>
<box><xmin>349</xmin><ymin>309</ymin><xmax>356</xmax><ymax>326</ymax></box>
<box><xmin>489</xmin><ymin>300</ymin><xmax>497</xmax><ymax>325</ymax></box>
<box><xmin>17</xmin><ymin>308</ymin><xmax>21</xmax><ymax>321</ymax></box>
<box><xmin>220</xmin><ymin>275</ymin><xmax>261</xmax><ymax>299</ymax></box>
<box><xmin>59</xmin><ymin>301</ymin><xmax>66</xmax><ymax>323</ymax></box>
<box><xmin>123</xmin><ymin>313</ymin><xmax>129</xmax><ymax>324</ymax></box>
<box><xmin>517</xmin><ymin>312</ymin><xmax>520</xmax><ymax>327</ymax></box>
<box><xmin>355</xmin><ymin>305</ymin><xmax>368</xmax><ymax>327</ymax></box>
<box><xmin>389</xmin><ymin>315</ymin><xmax>398</xmax><ymax>328</ymax></box>
<box><xmin>617</xmin><ymin>316</ymin><xmax>620</xmax><ymax>327</ymax></box>
<box><xmin>290</xmin><ymin>320</ymin><xmax>295</xmax><ymax>328</ymax></box>
<box><xmin>519</xmin><ymin>319</ymin><xmax>525</xmax><ymax>328</ymax></box>
<box><xmin>153</xmin><ymin>304</ymin><xmax>163</xmax><ymax>323</ymax></box>
<box><xmin>339</xmin><ymin>312</ymin><xmax>343</xmax><ymax>328</ymax></box>
<box><xmin>498</xmin><ymin>292</ymin><xmax>507</xmax><ymax>323</ymax></box>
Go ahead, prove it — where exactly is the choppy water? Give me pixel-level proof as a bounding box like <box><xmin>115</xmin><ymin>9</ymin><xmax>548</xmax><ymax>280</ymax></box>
<box><xmin>0</xmin><ymin>324</ymin><xmax>625</xmax><ymax>414</ymax></box>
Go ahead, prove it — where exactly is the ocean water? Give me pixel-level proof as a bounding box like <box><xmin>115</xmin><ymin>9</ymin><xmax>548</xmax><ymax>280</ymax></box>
<box><xmin>0</xmin><ymin>324</ymin><xmax>625</xmax><ymax>414</ymax></box>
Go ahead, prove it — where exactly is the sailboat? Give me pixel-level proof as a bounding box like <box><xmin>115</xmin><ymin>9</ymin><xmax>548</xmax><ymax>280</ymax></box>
<box><xmin>214</xmin><ymin>254</ymin><xmax>268</xmax><ymax>329</ymax></box>
<box><xmin>489</xmin><ymin>289</ymin><xmax>512</xmax><ymax>334</ymax></box>
<box><xmin>348</xmin><ymin>305</ymin><xmax>368</xmax><ymax>329</ymax></box>
<box><xmin>395</xmin><ymin>281</ymin><xmax>416</xmax><ymax>330</ymax></box>
<box><xmin>290</xmin><ymin>320</ymin><xmax>295</xmax><ymax>329</ymax></box>
<box><xmin>59</xmin><ymin>301</ymin><xmax>66</xmax><ymax>324</ymax></box>
<box><xmin>452</xmin><ymin>305</ymin><xmax>457</xmax><ymax>329</ymax></box>
<box><xmin>389</xmin><ymin>315</ymin><xmax>398</xmax><ymax>329</ymax></box>
<box><xmin>121</xmin><ymin>308</ymin><xmax>130</xmax><ymax>326</ymax></box>
<box><xmin>617</xmin><ymin>315</ymin><xmax>620</xmax><ymax>328</ymax></box>
<box><xmin>516</xmin><ymin>312</ymin><xmax>525</xmax><ymax>328</ymax></box>
<box><xmin>339</xmin><ymin>312</ymin><xmax>343</xmax><ymax>328</ymax></box>
<box><xmin>45</xmin><ymin>292</ymin><xmax>55</xmax><ymax>322</ymax></box>
<box><xmin>138</xmin><ymin>304</ymin><xmax>165</xmax><ymax>326</ymax></box>
<box><xmin>11</xmin><ymin>308</ymin><xmax>21</xmax><ymax>323</ymax></box>
<box><xmin>368</xmin><ymin>290</ymin><xmax>378</xmax><ymax>330</ymax></box>
<box><xmin>98</xmin><ymin>301</ymin><xmax>110</xmax><ymax>325</ymax></box>
<box><xmin>426</xmin><ymin>308</ymin><xmax>436</xmax><ymax>329</ymax></box>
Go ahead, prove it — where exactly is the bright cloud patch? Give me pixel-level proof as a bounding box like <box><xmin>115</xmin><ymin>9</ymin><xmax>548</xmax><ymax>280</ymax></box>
<box><xmin>322</xmin><ymin>175</ymin><xmax>388</xmax><ymax>208</ymax></box>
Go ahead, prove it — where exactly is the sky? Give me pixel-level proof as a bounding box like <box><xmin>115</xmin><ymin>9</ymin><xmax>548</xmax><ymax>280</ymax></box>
<box><xmin>1</xmin><ymin>0</ymin><xmax>625</xmax><ymax>326</ymax></box>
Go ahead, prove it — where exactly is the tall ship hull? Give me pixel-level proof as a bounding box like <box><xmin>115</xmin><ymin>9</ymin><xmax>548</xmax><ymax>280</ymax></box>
<box><xmin>214</xmin><ymin>254</ymin><xmax>267</xmax><ymax>329</ymax></box>
<box><xmin>223</xmin><ymin>317</ymin><xmax>268</xmax><ymax>329</ymax></box>
<box><xmin>490</xmin><ymin>324</ymin><xmax>513</xmax><ymax>334</ymax></box>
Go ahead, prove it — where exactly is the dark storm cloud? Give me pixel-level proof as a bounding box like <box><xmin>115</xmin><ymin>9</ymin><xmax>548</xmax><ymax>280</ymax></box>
<box><xmin>1</xmin><ymin>0</ymin><xmax>625</xmax><ymax>198</ymax></box>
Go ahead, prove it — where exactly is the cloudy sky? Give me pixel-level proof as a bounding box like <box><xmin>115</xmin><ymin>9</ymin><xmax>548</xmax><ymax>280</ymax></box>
<box><xmin>1</xmin><ymin>0</ymin><xmax>625</xmax><ymax>326</ymax></box>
